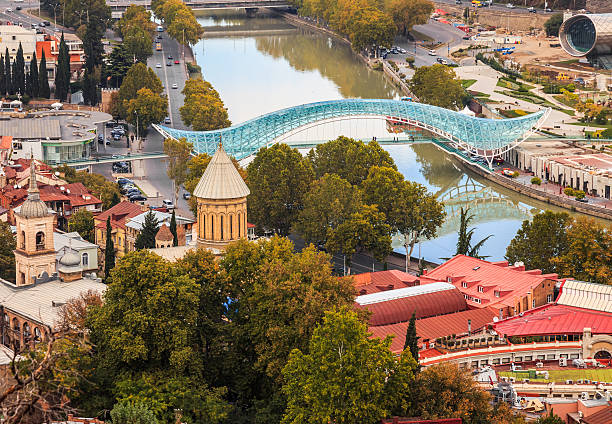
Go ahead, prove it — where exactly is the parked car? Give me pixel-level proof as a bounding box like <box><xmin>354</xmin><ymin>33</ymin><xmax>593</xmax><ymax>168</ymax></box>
<box><xmin>428</xmin><ymin>49</ymin><xmax>436</xmax><ymax>56</ymax></box>
<box><xmin>167</xmin><ymin>55</ymin><xmax>173</xmax><ymax>60</ymax></box>
<box><xmin>545</xmin><ymin>7</ymin><xmax>553</xmax><ymax>12</ymax></box>
<box><xmin>527</xmin><ymin>6</ymin><xmax>536</xmax><ymax>13</ymax></box>
<box><xmin>183</xmin><ymin>192</ymin><xmax>191</xmax><ymax>200</ymax></box>
<box><xmin>174</xmin><ymin>59</ymin><xmax>179</xmax><ymax>64</ymax></box>
<box><xmin>506</xmin><ymin>3</ymin><xmax>515</xmax><ymax>8</ymax></box>
<box><xmin>156</xmin><ymin>63</ymin><xmax>161</xmax><ymax>68</ymax></box>
<box><xmin>164</xmin><ymin>116</ymin><xmax>171</xmax><ymax>124</ymax></box>
<box><xmin>162</xmin><ymin>199</ymin><xmax>175</xmax><ymax>209</ymax></box>
<box><xmin>117</xmin><ymin>178</ymin><xmax>134</xmax><ymax>186</ymax></box>
<box><xmin>113</xmin><ymin>134</ymin><xmax>121</xmax><ymax>141</ymax></box>
<box><xmin>455</xmin><ymin>0</ymin><xmax>462</xmax><ymax>4</ymax></box>
<box><xmin>129</xmin><ymin>194</ymin><xmax>147</xmax><ymax>202</ymax></box>
<box><xmin>16</xmin><ymin>6</ymin><xmax>21</xmax><ymax>10</ymax></box>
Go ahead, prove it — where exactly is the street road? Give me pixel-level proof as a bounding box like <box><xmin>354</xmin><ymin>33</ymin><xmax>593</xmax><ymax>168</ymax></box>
<box><xmin>434</xmin><ymin>0</ymin><xmax>559</xmax><ymax>15</ymax></box>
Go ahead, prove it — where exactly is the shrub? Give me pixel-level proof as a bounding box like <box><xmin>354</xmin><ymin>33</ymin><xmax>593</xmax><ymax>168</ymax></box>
<box><xmin>574</xmin><ymin>190</ymin><xmax>586</xmax><ymax>200</ymax></box>
<box><xmin>186</xmin><ymin>61</ymin><xmax>201</xmax><ymax>74</ymax></box>
<box><xmin>564</xmin><ymin>187</ymin><xmax>574</xmax><ymax>196</ymax></box>
<box><xmin>531</xmin><ymin>177</ymin><xmax>542</xmax><ymax>185</ymax></box>
<box><xmin>405</xmin><ymin>56</ymin><xmax>415</xmax><ymax>64</ymax></box>
<box><xmin>512</xmin><ymin>171</ymin><xmax>519</xmax><ymax>178</ymax></box>
<box><xmin>372</xmin><ymin>61</ymin><xmax>383</xmax><ymax>71</ymax></box>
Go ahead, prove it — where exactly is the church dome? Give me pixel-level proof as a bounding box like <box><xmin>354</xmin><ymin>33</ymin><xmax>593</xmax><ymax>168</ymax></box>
<box><xmin>193</xmin><ymin>144</ymin><xmax>250</xmax><ymax>200</ymax></box>
<box><xmin>18</xmin><ymin>198</ymin><xmax>50</xmax><ymax>218</ymax></box>
<box><xmin>59</xmin><ymin>250</ymin><xmax>81</xmax><ymax>267</ymax></box>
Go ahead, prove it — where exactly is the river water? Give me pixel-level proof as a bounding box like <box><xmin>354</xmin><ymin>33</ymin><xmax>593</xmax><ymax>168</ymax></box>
<box><xmin>192</xmin><ymin>10</ymin><xmax>576</xmax><ymax>263</ymax></box>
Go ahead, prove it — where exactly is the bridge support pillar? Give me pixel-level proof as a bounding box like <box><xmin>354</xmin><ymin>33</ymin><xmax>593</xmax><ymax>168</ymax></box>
<box><xmin>245</xmin><ymin>7</ymin><xmax>258</xmax><ymax>17</ymax></box>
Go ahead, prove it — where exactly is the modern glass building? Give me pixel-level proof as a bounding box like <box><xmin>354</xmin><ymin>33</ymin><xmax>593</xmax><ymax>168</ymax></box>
<box><xmin>559</xmin><ymin>13</ymin><xmax>612</xmax><ymax>68</ymax></box>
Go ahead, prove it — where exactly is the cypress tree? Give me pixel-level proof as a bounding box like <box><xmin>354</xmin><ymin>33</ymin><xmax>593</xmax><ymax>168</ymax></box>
<box><xmin>0</xmin><ymin>55</ymin><xmax>6</xmax><ymax>96</ymax></box>
<box><xmin>29</xmin><ymin>53</ymin><xmax>39</xmax><ymax>98</ymax></box>
<box><xmin>10</xmin><ymin>61</ymin><xmax>17</xmax><ymax>96</ymax></box>
<box><xmin>38</xmin><ymin>50</ymin><xmax>50</xmax><ymax>98</ymax></box>
<box><xmin>25</xmin><ymin>70</ymin><xmax>31</xmax><ymax>97</ymax></box>
<box><xmin>4</xmin><ymin>49</ymin><xmax>11</xmax><ymax>95</ymax></box>
<box><xmin>135</xmin><ymin>211</ymin><xmax>159</xmax><ymax>250</ymax></box>
<box><xmin>403</xmin><ymin>311</ymin><xmax>420</xmax><ymax>365</ymax></box>
<box><xmin>104</xmin><ymin>216</ymin><xmax>115</xmax><ymax>281</ymax></box>
<box><xmin>170</xmin><ymin>210</ymin><xmax>178</xmax><ymax>246</ymax></box>
<box><xmin>15</xmin><ymin>43</ymin><xmax>24</xmax><ymax>95</ymax></box>
<box><xmin>55</xmin><ymin>33</ymin><xmax>70</xmax><ymax>101</ymax></box>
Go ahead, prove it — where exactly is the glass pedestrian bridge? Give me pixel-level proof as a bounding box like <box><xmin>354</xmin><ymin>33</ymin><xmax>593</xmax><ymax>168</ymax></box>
<box><xmin>153</xmin><ymin>99</ymin><xmax>550</xmax><ymax>164</ymax></box>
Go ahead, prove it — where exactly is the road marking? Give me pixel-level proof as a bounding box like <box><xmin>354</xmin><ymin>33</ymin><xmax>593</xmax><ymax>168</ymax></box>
<box><xmin>160</xmin><ymin>43</ymin><xmax>174</xmax><ymax>127</ymax></box>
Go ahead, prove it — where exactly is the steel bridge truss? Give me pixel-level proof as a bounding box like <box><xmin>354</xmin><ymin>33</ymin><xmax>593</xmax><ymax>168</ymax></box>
<box><xmin>153</xmin><ymin>99</ymin><xmax>550</xmax><ymax>163</ymax></box>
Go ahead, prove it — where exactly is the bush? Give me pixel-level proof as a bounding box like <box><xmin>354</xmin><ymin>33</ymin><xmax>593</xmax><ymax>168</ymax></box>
<box><xmin>372</xmin><ymin>61</ymin><xmax>383</xmax><ymax>71</ymax></box>
<box><xmin>389</xmin><ymin>61</ymin><xmax>399</xmax><ymax>72</ymax></box>
<box><xmin>186</xmin><ymin>61</ymin><xmax>201</xmax><ymax>74</ymax></box>
<box><xmin>512</xmin><ymin>171</ymin><xmax>519</xmax><ymax>178</ymax></box>
<box><xmin>405</xmin><ymin>56</ymin><xmax>415</xmax><ymax>64</ymax></box>
<box><xmin>531</xmin><ymin>177</ymin><xmax>542</xmax><ymax>185</ymax></box>
<box><xmin>564</xmin><ymin>187</ymin><xmax>574</xmax><ymax>196</ymax></box>
<box><xmin>574</xmin><ymin>190</ymin><xmax>586</xmax><ymax>200</ymax></box>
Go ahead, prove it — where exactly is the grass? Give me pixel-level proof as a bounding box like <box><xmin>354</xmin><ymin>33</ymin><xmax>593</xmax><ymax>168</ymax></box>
<box><xmin>557</xmin><ymin>59</ymin><xmax>579</xmax><ymax>65</ymax></box>
<box><xmin>461</xmin><ymin>79</ymin><xmax>477</xmax><ymax>89</ymax></box>
<box><xmin>499</xmin><ymin>369</ymin><xmax>612</xmax><ymax>384</ymax></box>
<box><xmin>496</xmin><ymin>90</ymin><xmax>575</xmax><ymax>116</ymax></box>
<box><xmin>410</xmin><ymin>29</ymin><xmax>434</xmax><ymax>43</ymax></box>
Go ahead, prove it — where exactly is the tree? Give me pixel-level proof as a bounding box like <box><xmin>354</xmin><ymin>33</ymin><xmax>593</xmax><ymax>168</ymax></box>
<box><xmin>505</xmin><ymin>211</ymin><xmax>571</xmax><ymax>274</ymax></box>
<box><xmin>326</xmin><ymin>204</ymin><xmax>392</xmax><ymax>274</ymax></box>
<box><xmin>0</xmin><ymin>55</ymin><xmax>6</xmax><ymax>95</ymax></box>
<box><xmin>246</xmin><ymin>143</ymin><xmax>314</xmax><ymax>235</ymax></box>
<box><xmin>553</xmin><ymin>217</ymin><xmax>612</xmax><ymax>285</ymax></box>
<box><xmin>454</xmin><ymin>207</ymin><xmax>492</xmax><ymax>259</ymax></box>
<box><xmin>385</xmin><ymin>0</ymin><xmax>434</xmax><ymax>36</ymax></box>
<box><xmin>347</xmin><ymin>7</ymin><xmax>396</xmax><ymax>51</ymax></box>
<box><xmin>125</xmin><ymin>87</ymin><xmax>168</xmax><ymax>133</ymax></box>
<box><xmin>403</xmin><ymin>311</ymin><xmax>419</xmax><ymax>365</ymax></box>
<box><xmin>14</xmin><ymin>43</ymin><xmax>24</xmax><ymax>95</ymax></box>
<box><xmin>55</xmin><ymin>33</ymin><xmax>70</xmax><ymax>101</ymax></box>
<box><xmin>163</xmin><ymin>137</ymin><xmax>192</xmax><ymax>205</ymax></box>
<box><xmin>106</xmin><ymin>45</ymin><xmax>132</xmax><ymax>88</ymax></box>
<box><xmin>0</xmin><ymin>221</ymin><xmax>16</xmax><ymax>282</ymax></box>
<box><xmin>118</xmin><ymin>62</ymin><xmax>163</xmax><ymax>118</ymax></box>
<box><xmin>170</xmin><ymin>210</ymin><xmax>178</xmax><ymax>246</ymax></box>
<box><xmin>104</xmin><ymin>216</ymin><xmax>115</xmax><ymax>281</ymax></box>
<box><xmin>408</xmin><ymin>64</ymin><xmax>466</xmax><ymax>110</ymax></box>
<box><xmin>124</xmin><ymin>27</ymin><xmax>154</xmax><ymax>63</ymax></box>
<box><xmin>413</xmin><ymin>362</ymin><xmax>494</xmax><ymax>424</ymax></box>
<box><xmin>116</xmin><ymin>5</ymin><xmax>155</xmax><ymax>39</ymax></box>
<box><xmin>82</xmin><ymin>18</ymin><xmax>105</xmax><ymax>105</ymax></box>
<box><xmin>38</xmin><ymin>50</ymin><xmax>50</xmax><ymax>98</ymax></box>
<box><xmin>55</xmin><ymin>165</ymin><xmax>122</xmax><ymax>210</ymax></box>
<box><xmin>4</xmin><ymin>49</ymin><xmax>11</xmax><ymax>95</ymax></box>
<box><xmin>544</xmin><ymin>13</ymin><xmax>563</xmax><ymax>37</ymax></box>
<box><xmin>134</xmin><ymin>210</ymin><xmax>159</xmax><ymax>250</ymax></box>
<box><xmin>68</xmin><ymin>208</ymin><xmax>95</xmax><ymax>243</ymax></box>
<box><xmin>282</xmin><ymin>307</ymin><xmax>418</xmax><ymax>424</ymax></box>
<box><xmin>110</xmin><ymin>401</ymin><xmax>159</xmax><ymax>424</ymax></box>
<box><xmin>535</xmin><ymin>410</ymin><xmax>564</xmax><ymax>424</ymax></box>
<box><xmin>180</xmin><ymin>78</ymin><xmax>231</xmax><ymax>131</ymax></box>
<box><xmin>28</xmin><ymin>53</ymin><xmax>39</xmax><ymax>98</ymax></box>
<box><xmin>294</xmin><ymin>173</ymin><xmax>363</xmax><ymax>245</ymax></box>
<box><xmin>167</xmin><ymin>7</ymin><xmax>204</xmax><ymax>46</ymax></box>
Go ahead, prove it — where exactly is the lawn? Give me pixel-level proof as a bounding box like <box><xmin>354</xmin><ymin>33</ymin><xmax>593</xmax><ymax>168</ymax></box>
<box><xmin>499</xmin><ymin>369</ymin><xmax>612</xmax><ymax>383</ymax></box>
<box><xmin>461</xmin><ymin>79</ymin><xmax>477</xmax><ymax>89</ymax></box>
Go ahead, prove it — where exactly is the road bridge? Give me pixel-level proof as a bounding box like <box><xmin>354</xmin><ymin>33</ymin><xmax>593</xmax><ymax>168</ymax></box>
<box><xmin>108</xmin><ymin>0</ymin><xmax>291</xmax><ymax>12</ymax></box>
<box><xmin>59</xmin><ymin>152</ymin><xmax>168</xmax><ymax>168</ymax></box>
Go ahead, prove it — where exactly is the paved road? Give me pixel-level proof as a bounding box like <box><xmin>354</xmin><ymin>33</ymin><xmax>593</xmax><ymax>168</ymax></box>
<box><xmin>435</xmin><ymin>0</ymin><xmax>560</xmax><ymax>15</ymax></box>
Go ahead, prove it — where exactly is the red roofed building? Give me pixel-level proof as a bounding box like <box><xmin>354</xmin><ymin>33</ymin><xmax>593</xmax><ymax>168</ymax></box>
<box><xmin>36</xmin><ymin>33</ymin><xmax>84</xmax><ymax>81</ymax></box>
<box><xmin>94</xmin><ymin>202</ymin><xmax>145</xmax><ymax>258</ymax></box>
<box><xmin>0</xmin><ymin>136</ymin><xmax>11</xmax><ymax>162</ymax></box>
<box><xmin>419</xmin><ymin>255</ymin><xmax>558</xmax><ymax>319</ymax></box>
<box><xmin>352</xmin><ymin>270</ymin><xmax>419</xmax><ymax>295</ymax></box>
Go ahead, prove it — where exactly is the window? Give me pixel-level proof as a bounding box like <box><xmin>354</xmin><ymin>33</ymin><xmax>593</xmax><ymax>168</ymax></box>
<box><xmin>461</xmin><ymin>282</ymin><xmax>467</xmax><ymax>288</ymax></box>
<box><xmin>494</xmin><ymin>290</ymin><xmax>500</xmax><ymax>298</ymax></box>
<box><xmin>478</xmin><ymin>286</ymin><xmax>483</xmax><ymax>293</ymax></box>
<box><xmin>23</xmin><ymin>323</ymin><xmax>30</xmax><ymax>340</ymax></box>
<box><xmin>547</xmin><ymin>354</ymin><xmax>556</xmax><ymax>360</ymax></box>
<box><xmin>202</xmin><ymin>215</ymin><xmax>205</xmax><ymax>239</ymax></box>
<box><xmin>82</xmin><ymin>252</ymin><xmax>88</xmax><ymax>266</ymax></box>
<box><xmin>12</xmin><ymin>318</ymin><xmax>19</xmax><ymax>331</ymax></box>
<box><xmin>34</xmin><ymin>327</ymin><xmax>42</xmax><ymax>341</ymax></box>
<box><xmin>230</xmin><ymin>215</ymin><xmax>233</xmax><ymax>238</ymax></box>
<box><xmin>35</xmin><ymin>231</ymin><xmax>45</xmax><ymax>250</ymax></box>
<box><xmin>238</xmin><ymin>214</ymin><xmax>241</xmax><ymax>237</ymax></box>
<box><xmin>532</xmin><ymin>299</ymin><xmax>536</xmax><ymax>308</ymax></box>
<box><xmin>20</xmin><ymin>231</ymin><xmax>25</xmax><ymax>249</ymax></box>
<box><xmin>473</xmin><ymin>298</ymin><xmax>481</xmax><ymax>304</ymax></box>
<box><xmin>220</xmin><ymin>216</ymin><xmax>224</xmax><ymax>240</ymax></box>
<box><xmin>547</xmin><ymin>294</ymin><xmax>552</xmax><ymax>303</ymax></box>
<box><xmin>211</xmin><ymin>215</ymin><xmax>214</xmax><ymax>240</ymax></box>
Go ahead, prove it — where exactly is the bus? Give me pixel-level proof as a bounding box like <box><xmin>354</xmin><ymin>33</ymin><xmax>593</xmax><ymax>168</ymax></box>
<box><xmin>155</xmin><ymin>42</ymin><xmax>162</xmax><ymax>51</ymax></box>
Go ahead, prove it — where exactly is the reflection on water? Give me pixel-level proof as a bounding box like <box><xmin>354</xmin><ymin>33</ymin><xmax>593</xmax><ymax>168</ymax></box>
<box><xmin>193</xmin><ymin>10</ymin><xmax>599</xmax><ymax>263</ymax></box>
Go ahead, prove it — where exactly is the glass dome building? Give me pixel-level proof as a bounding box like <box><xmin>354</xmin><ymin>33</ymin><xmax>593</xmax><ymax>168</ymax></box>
<box><xmin>559</xmin><ymin>13</ymin><xmax>612</xmax><ymax>59</ymax></box>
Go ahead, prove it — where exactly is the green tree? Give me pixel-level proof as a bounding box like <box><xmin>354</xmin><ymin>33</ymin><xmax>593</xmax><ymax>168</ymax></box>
<box><xmin>5</xmin><ymin>48</ymin><xmax>11</xmax><ymax>95</ymax></box>
<box><xmin>167</xmin><ymin>7</ymin><xmax>204</xmax><ymax>46</ymax></box>
<box><xmin>110</xmin><ymin>401</ymin><xmax>159</xmax><ymax>424</ymax></box>
<box><xmin>38</xmin><ymin>50</ymin><xmax>50</xmax><ymax>98</ymax></box>
<box><xmin>163</xmin><ymin>137</ymin><xmax>193</xmax><ymax>205</ymax></box>
<box><xmin>347</xmin><ymin>7</ymin><xmax>396</xmax><ymax>51</ymax></box>
<box><xmin>505</xmin><ymin>211</ymin><xmax>571</xmax><ymax>274</ymax></box>
<box><xmin>116</xmin><ymin>5</ymin><xmax>155</xmax><ymax>39</ymax></box>
<box><xmin>403</xmin><ymin>311</ymin><xmax>419</xmax><ymax>365</ymax></box>
<box><xmin>0</xmin><ymin>54</ymin><xmax>6</xmax><ymax>95</ymax></box>
<box><xmin>294</xmin><ymin>173</ymin><xmax>363</xmax><ymax>245</ymax></box>
<box><xmin>282</xmin><ymin>307</ymin><xmax>418</xmax><ymax>424</ymax></box>
<box><xmin>0</xmin><ymin>221</ymin><xmax>16</xmax><ymax>282</ymax></box>
<box><xmin>55</xmin><ymin>165</ymin><xmax>122</xmax><ymax>209</ymax></box>
<box><xmin>544</xmin><ymin>13</ymin><xmax>563</xmax><ymax>37</ymax></box>
<box><xmin>170</xmin><ymin>210</ymin><xmax>178</xmax><ymax>246</ymax></box>
<box><xmin>104</xmin><ymin>216</ymin><xmax>115</xmax><ymax>281</ymax></box>
<box><xmin>55</xmin><ymin>33</ymin><xmax>70</xmax><ymax>101</ymax></box>
<box><xmin>535</xmin><ymin>410</ymin><xmax>564</xmax><ymax>424</ymax></box>
<box><xmin>28</xmin><ymin>53</ymin><xmax>39</xmax><ymax>98</ymax></box>
<box><xmin>68</xmin><ymin>208</ymin><xmax>95</xmax><ymax>243</ymax></box>
<box><xmin>125</xmin><ymin>87</ymin><xmax>168</xmax><ymax>133</ymax></box>
<box><xmin>326</xmin><ymin>204</ymin><xmax>392</xmax><ymax>274</ymax></box>
<box><xmin>118</xmin><ymin>62</ymin><xmax>163</xmax><ymax>118</ymax></box>
<box><xmin>134</xmin><ymin>210</ymin><xmax>159</xmax><ymax>250</ymax></box>
<box><xmin>83</xmin><ymin>18</ymin><xmax>105</xmax><ymax>105</ymax></box>
<box><xmin>180</xmin><ymin>78</ymin><xmax>231</xmax><ymax>131</ymax></box>
<box><xmin>408</xmin><ymin>64</ymin><xmax>465</xmax><ymax>110</ymax></box>
<box><xmin>106</xmin><ymin>45</ymin><xmax>132</xmax><ymax>88</ymax></box>
<box><xmin>246</xmin><ymin>143</ymin><xmax>314</xmax><ymax>236</ymax></box>
<box><xmin>385</xmin><ymin>0</ymin><xmax>434</xmax><ymax>36</ymax></box>
<box><xmin>124</xmin><ymin>26</ymin><xmax>154</xmax><ymax>63</ymax></box>
<box><xmin>454</xmin><ymin>207</ymin><xmax>492</xmax><ymax>259</ymax></box>
<box><xmin>308</xmin><ymin>136</ymin><xmax>396</xmax><ymax>186</ymax></box>
<box><xmin>14</xmin><ymin>43</ymin><xmax>25</xmax><ymax>95</ymax></box>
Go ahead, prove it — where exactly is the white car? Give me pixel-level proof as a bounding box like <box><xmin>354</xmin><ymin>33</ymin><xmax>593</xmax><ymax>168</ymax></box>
<box><xmin>162</xmin><ymin>199</ymin><xmax>175</xmax><ymax>209</ymax></box>
<box><xmin>506</xmin><ymin>3</ymin><xmax>515</xmax><ymax>8</ymax></box>
<box><xmin>5</xmin><ymin>8</ymin><xmax>12</xmax><ymax>12</ymax></box>
<box><xmin>428</xmin><ymin>49</ymin><xmax>436</xmax><ymax>56</ymax></box>
<box><xmin>171</xmin><ymin>83</ymin><xmax>178</xmax><ymax>89</ymax></box>
<box><xmin>156</xmin><ymin>63</ymin><xmax>161</xmax><ymax>68</ymax></box>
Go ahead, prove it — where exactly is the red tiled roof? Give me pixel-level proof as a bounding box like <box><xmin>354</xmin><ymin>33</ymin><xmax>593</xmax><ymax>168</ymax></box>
<box><xmin>493</xmin><ymin>304</ymin><xmax>612</xmax><ymax>337</ymax></box>
<box><xmin>368</xmin><ymin>307</ymin><xmax>498</xmax><ymax>353</ymax></box>
<box><xmin>0</xmin><ymin>136</ymin><xmax>11</xmax><ymax>149</ymax></box>
<box><xmin>356</xmin><ymin>286</ymin><xmax>467</xmax><ymax>326</ymax></box>
<box><xmin>39</xmin><ymin>185</ymin><xmax>69</xmax><ymax>202</ymax></box>
<box><xmin>95</xmin><ymin>201</ymin><xmax>143</xmax><ymax>230</ymax></box>
<box><xmin>36</xmin><ymin>40</ymin><xmax>55</xmax><ymax>61</ymax></box>
<box><xmin>420</xmin><ymin>255</ymin><xmax>558</xmax><ymax>308</ymax></box>
<box><xmin>353</xmin><ymin>270</ymin><xmax>419</xmax><ymax>292</ymax></box>
<box><xmin>582</xmin><ymin>406</ymin><xmax>612</xmax><ymax>424</ymax></box>
<box><xmin>381</xmin><ymin>418</ymin><xmax>461</xmax><ymax>424</ymax></box>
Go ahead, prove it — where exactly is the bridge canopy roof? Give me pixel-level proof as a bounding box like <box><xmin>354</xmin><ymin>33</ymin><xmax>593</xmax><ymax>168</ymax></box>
<box><xmin>155</xmin><ymin>99</ymin><xmax>548</xmax><ymax>160</ymax></box>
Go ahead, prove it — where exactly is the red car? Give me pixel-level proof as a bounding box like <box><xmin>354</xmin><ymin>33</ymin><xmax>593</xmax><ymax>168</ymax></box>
<box><xmin>174</xmin><ymin>59</ymin><xmax>179</xmax><ymax>64</ymax></box>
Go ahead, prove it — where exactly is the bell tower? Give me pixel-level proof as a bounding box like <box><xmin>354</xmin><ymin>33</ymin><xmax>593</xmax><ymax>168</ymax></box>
<box><xmin>13</xmin><ymin>160</ymin><xmax>56</xmax><ymax>286</ymax></box>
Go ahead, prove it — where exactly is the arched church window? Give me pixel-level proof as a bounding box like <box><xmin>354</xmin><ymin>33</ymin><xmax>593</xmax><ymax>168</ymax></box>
<box><xmin>35</xmin><ymin>231</ymin><xmax>45</xmax><ymax>250</ymax></box>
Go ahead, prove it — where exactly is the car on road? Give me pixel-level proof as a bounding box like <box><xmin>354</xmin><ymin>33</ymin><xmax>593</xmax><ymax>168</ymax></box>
<box><xmin>105</xmin><ymin>140</ymin><xmax>111</xmax><ymax>145</ymax></box>
<box><xmin>462</xmin><ymin>34</ymin><xmax>471</xmax><ymax>40</ymax></box>
<box><xmin>31</xmin><ymin>23</ymin><xmax>37</xmax><ymax>28</ymax></box>
<box><xmin>167</xmin><ymin>55</ymin><xmax>173</xmax><ymax>60</ymax></box>
<box><xmin>162</xmin><ymin>199</ymin><xmax>175</xmax><ymax>209</ymax></box>
<box><xmin>172</xmin><ymin>83</ymin><xmax>178</xmax><ymax>89</ymax></box>
<box><xmin>5</xmin><ymin>8</ymin><xmax>12</xmax><ymax>12</ymax></box>
<box><xmin>156</xmin><ymin>63</ymin><xmax>161</xmax><ymax>68</ymax></box>
<box><xmin>42</xmin><ymin>20</ymin><xmax>50</xmax><ymax>26</ymax></box>
<box><xmin>506</xmin><ymin>3</ymin><xmax>515</xmax><ymax>8</ymax></box>
<box><xmin>16</xmin><ymin>6</ymin><xmax>21</xmax><ymax>10</ymax></box>
<box><xmin>174</xmin><ymin>59</ymin><xmax>179</xmax><ymax>64</ymax></box>
<box><xmin>528</xmin><ymin>6</ymin><xmax>536</xmax><ymax>13</ymax></box>
<box><xmin>576</xmin><ymin>197</ymin><xmax>588</xmax><ymax>203</ymax></box>
<box><xmin>113</xmin><ymin>134</ymin><xmax>121</xmax><ymax>141</ymax></box>
<box><xmin>437</xmin><ymin>58</ymin><xmax>449</xmax><ymax>65</ymax></box>
<box><xmin>166</xmin><ymin>61</ymin><xmax>172</xmax><ymax>66</ymax></box>
<box><xmin>117</xmin><ymin>178</ymin><xmax>134</xmax><ymax>186</ymax></box>
<box><xmin>545</xmin><ymin>7</ymin><xmax>553</xmax><ymax>12</ymax></box>
<box><xmin>455</xmin><ymin>0</ymin><xmax>461</xmax><ymax>3</ymax></box>
<box><xmin>183</xmin><ymin>192</ymin><xmax>191</xmax><ymax>200</ymax></box>
<box><xmin>428</xmin><ymin>49</ymin><xmax>436</xmax><ymax>56</ymax></box>
<box><xmin>129</xmin><ymin>194</ymin><xmax>147</xmax><ymax>202</ymax></box>
<box><xmin>164</xmin><ymin>117</ymin><xmax>171</xmax><ymax>124</ymax></box>
<box><xmin>98</xmin><ymin>134</ymin><xmax>104</xmax><ymax>143</ymax></box>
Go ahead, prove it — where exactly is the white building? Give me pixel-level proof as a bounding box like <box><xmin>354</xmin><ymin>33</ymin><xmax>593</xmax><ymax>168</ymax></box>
<box><xmin>0</xmin><ymin>25</ymin><xmax>36</xmax><ymax>62</ymax></box>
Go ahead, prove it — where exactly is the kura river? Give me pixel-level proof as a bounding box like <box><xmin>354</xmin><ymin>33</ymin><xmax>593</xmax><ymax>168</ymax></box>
<box><xmin>193</xmin><ymin>10</ymin><xmax>581</xmax><ymax>263</ymax></box>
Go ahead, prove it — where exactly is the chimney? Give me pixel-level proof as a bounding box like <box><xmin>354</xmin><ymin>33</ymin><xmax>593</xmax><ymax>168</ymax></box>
<box><xmin>468</xmin><ymin>319</ymin><xmax>472</xmax><ymax>335</ymax></box>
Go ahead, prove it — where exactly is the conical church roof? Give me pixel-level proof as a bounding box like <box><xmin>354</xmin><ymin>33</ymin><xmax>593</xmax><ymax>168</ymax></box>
<box><xmin>193</xmin><ymin>144</ymin><xmax>250</xmax><ymax>200</ymax></box>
